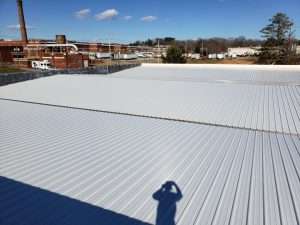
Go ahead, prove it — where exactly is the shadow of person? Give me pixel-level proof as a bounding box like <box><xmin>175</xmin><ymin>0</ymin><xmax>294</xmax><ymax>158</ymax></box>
<box><xmin>152</xmin><ymin>181</ymin><xmax>183</xmax><ymax>225</ymax></box>
<box><xmin>0</xmin><ymin>176</ymin><xmax>152</xmax><ymax>225</ymax></box>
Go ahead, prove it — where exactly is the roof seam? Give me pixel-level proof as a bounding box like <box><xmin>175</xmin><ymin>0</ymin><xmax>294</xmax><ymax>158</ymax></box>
<box><xmin>0</xmin><ymin>98</ymin><xmax>298</xmax><ymax>136</ymax></box>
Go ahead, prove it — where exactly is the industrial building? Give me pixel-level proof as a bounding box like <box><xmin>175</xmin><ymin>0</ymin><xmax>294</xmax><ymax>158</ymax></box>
<box><xmin>0</xmin><ymin>36</ymin><xmax>130</xmax><ymax>69</ymax></box>
<box><xmin>1</xmin><ymin>64</ymin><xmax>300</xmax><ymax>225</ymax></box>
<box><xmin>0</xmin><ymin>0</ymin><xmax>130</xmax><ymax>69</ymax></box>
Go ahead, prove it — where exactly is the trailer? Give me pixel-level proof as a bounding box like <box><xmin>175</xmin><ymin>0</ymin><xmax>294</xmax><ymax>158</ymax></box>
<box><xmin>96</xmin><ymin>52</ymin><xmax>112</xmax><ymax>59</ymax></box>
<box><xmin>113</xmin><ymin>53</ymin><xmax>138</xmax><ymax>60</ymax></box>
<box><xmin>190</xmin><ymin>53</ymin><xmax>201</xmax><ymax>59</ymax></box>
<box><xmin>217</xmin><ymin>53</ymin><xmax>225</xmax><ymax>59</ymax></box>
<box><xmin>208</xmin><ymin>54</ymin><xmax>217</xmax><ymax>59</ymax></box>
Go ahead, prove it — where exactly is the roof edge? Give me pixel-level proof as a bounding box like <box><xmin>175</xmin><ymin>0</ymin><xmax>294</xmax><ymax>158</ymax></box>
<box><xmin>141</xmin><ymin>63</ymin><xmax>300</xmax><ymax>71</ymax></box>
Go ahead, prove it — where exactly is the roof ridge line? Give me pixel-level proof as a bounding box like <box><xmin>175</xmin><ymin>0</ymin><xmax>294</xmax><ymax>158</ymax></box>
<box><xmin>0</xmin><ymin>97</ymin><xmax>298</xmax><ymax>136</ymax></box>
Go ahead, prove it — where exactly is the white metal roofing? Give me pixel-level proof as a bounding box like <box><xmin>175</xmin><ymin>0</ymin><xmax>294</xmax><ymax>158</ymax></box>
<box><xmin>1</xmin><ymin>99</ymin><xmax>300</xmax><ymax>225</ymax></box>
<box><xmin>0</xmin><ymin>72</ymin><xmax>299</xmax><ymax>134</ymax></box>
<box><xmin>1</xmin><ymin>64</ymin><xmax>300</xmax><ymax>225</ymax></box>
<box><xmin>111</xmin><ymin>64</ymin><xmax>300</xmax><ymax>85</ymax></box>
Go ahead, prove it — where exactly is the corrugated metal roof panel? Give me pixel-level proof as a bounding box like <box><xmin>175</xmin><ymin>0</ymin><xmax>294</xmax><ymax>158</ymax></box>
<box><xmin>0</xmin><ymin>74</ymin><xmax>299</xmax><ymax>134</ymax></box>
<box><xmin>1</xmin><ymin>100</ymin><xmax>300</xmax><ymax>225</ymax></box>
<box><xmin>111</xmin><ymin>64</ymin><xmax>300</xmax><ymax>85</ymax></box>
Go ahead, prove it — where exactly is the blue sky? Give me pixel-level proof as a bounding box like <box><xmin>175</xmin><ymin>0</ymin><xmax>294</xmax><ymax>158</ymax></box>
<box><xmin>1</xmin><ymin>0</ymin><xmax>299</xmax><ymax>43</ymax></box>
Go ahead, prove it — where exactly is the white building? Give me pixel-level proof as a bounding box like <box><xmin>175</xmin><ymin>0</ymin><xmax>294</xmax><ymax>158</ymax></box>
<box><xmin>228</xmin><ymin>47</ymin><xmax>260</xmax><ymax>57</ymax></box>
<box><xmin>296</xmin><ymin>46</ymin><xmax>300</xmax><ymax>55</ymax></box>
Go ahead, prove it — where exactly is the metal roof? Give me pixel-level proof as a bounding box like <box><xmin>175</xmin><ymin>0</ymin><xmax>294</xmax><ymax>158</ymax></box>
<box><xmin>1</xmin><ymin>99</ymin><xmax>300</xmax><ymax>225</ymax></box>
<box><xmin>111</xmin><ymin>64</ymin><xmax>300</xmax><ymax>85</ymax></box>
<box><xmin>0</xmin><ymin>72</ymin><xmax>299</xmax><ymax>135</ymax></box>
<box><xmin>1</xmin><ymin>64</ymin><xmax>300</xmax><ymax>225</ymax></box>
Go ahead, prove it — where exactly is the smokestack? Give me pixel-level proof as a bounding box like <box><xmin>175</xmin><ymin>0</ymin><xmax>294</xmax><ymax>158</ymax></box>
<box><xmin>16</xmin><ymin>0</ymin><xmax>28</xmax><ymax>43</ymax></box>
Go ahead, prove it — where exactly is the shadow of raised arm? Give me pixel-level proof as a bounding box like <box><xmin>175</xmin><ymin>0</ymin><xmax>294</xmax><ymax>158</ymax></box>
<box><xmin>152</xmin><ymin>181</ymin><xmax>183</xmax><ymax>225</ymax></box>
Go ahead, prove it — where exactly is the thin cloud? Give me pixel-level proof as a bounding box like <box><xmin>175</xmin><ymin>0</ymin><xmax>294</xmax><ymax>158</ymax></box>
<box><xmin>75</xmin><ymin>8</ymin><xmax>91</xmax><ymax>19</ymax></box>
<box><xmin>7</xmin><ymin>24</ymin><xmax>35</xmax><ymax>30</ymax></box>
<box><xmin>95</xmin><ymin>9</ymin><xmax>119</xmax><ymax>21</ymax></box>
<box><xmin>141</xmin><ymin>16</ymin><xmax>157</xmax><ymax>22</ymax></box>
<box><xmin>123</xmin><ymin>16</ymin><xmax>132</xmax><ymax>20</ymax></box>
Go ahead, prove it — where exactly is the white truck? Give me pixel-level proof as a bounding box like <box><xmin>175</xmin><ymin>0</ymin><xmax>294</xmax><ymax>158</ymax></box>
<box><xmin>31</xmin><ymin>60</ymin><xmax>51</xmax><ymax>70</ymax></box>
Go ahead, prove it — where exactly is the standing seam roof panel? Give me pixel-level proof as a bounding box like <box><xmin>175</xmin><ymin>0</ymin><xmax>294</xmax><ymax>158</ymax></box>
<box><xmin>1</xmin><ymin>100</ymin><xmax>300</xmax><ymax>225</ymax></box>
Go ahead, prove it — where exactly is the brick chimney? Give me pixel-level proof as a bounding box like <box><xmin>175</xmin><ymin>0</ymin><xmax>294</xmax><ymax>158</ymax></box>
<box><xmin>16</xmin><ymin>0</ymin><xmax>28</xmax><ymax>43</ymax></box>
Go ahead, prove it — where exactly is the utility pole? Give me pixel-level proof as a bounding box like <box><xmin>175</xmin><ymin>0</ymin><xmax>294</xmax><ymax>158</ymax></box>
<box><xmin>201</xmin><ymin>39</ymin><xmax>204</xmax><ymax>57</ymax></box>
<box><xmin>185</xmin><ymin>41</ymin><xmax>188</xmax><ymax>55</ymax></box>
<box><xmin>157</xmin><ymin>39</ymin><xmax>160</xmax><ymax>64</ymax></box>
<box><xmin>109</xmin><ymin>39</ymin><xmax>113</xmax><ymax>72</ymax></box>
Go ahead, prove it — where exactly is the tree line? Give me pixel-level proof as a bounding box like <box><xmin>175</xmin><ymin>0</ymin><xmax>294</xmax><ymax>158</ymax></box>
<box><xmin>130</xmin><ymin>12</ymin><xmax>299</xmax><ymax>64</ymax></box>
<box><xmin>130</xmin><ymin>36</ymin><xmax>263</xmax><ymax>55</ymax></box>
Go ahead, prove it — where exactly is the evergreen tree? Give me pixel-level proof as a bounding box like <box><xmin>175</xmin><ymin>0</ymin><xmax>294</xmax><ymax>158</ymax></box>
<box><xmin>258</xmin><ymin>13</ymin><xmax>296</xmax><ymax>64</ymax></box>
<box><xmin>162</xmin><ymin>46</ymin><xmax>186</xmax><ymax>64</ymax></box>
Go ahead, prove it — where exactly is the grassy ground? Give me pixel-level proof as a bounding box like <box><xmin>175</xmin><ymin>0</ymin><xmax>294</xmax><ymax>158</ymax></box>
<box><xmin>0</xmin><ymin>66</ymin><xmax>23</xmax><ymax>73</ymax></box>
<box><xmin>92</xmin><ymin>57</ymin><xmax>257</xmax><ymax>65</ymax></box>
